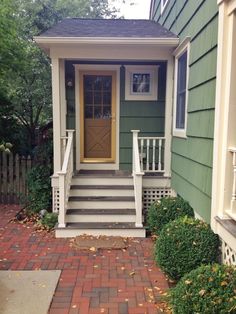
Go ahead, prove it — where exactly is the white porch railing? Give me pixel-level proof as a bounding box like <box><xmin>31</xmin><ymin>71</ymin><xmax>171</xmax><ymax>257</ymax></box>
<box><xmin>227</xmin><ymin>147</ymin><xmax>236</xmax><ymax>221</ymax></box>
<box><xmin>57</xmin><ymin>130</ymin><xmax>74</xmax><ymax>228</ymax></box>
<box><xmin>138</xmin><ymin>136</ymin><xmax>165</xmax><ymax>173</ymax></box>
<box><xmin>131</xmin><ymin>130</ymin><xmax>166</xmax><ymax>227</ymax></box>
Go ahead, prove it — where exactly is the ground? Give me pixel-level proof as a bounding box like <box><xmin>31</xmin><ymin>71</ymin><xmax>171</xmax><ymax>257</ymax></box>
<box><xmin>0</xmin><ymin>205</ymin><xmax>170</xmax><ymax>314</ymax></box>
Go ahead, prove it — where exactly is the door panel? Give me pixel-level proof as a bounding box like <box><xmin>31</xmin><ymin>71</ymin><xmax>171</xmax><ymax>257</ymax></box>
<box><xmin>80</xmin><ymin>72</ymin><xmax>116</xmax><ymax>162</ymax></box>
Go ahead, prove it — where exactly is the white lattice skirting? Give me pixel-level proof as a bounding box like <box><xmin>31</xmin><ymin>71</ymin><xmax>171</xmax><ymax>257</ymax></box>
<box><xmin>221</xmin><ymin>240</ymin><xmax>236</xmax><ymax>265</ymax></box>
<box><xmin>143</xmin><ymin>187</ymin><xmax>173</xmax><ymax>212</ymax></box>
<box><xmin>53</xmin><ymin>187</ymin><xmax>60</xmax><ymax>213</ymax></box>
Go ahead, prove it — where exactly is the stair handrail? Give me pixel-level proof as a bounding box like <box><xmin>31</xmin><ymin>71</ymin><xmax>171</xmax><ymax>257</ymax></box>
<box><xmin>131</xmin><ymin>130</ymin><xmax>144</xmax><ymax>227</ymax></box>
<box><xmin>57</xmin><ymin>130</ymin><xmax>74</xmax><ymax>228</ymax></box>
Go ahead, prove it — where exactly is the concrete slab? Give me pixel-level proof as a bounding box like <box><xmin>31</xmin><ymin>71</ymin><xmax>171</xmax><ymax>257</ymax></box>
<box><xmin>0</xmin><ymin>270</ymin><xmax>61</xmax><ymax>314</ymax></box>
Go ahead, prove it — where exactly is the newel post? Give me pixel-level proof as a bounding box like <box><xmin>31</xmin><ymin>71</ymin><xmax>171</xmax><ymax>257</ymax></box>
<box><xmin>131</xmin><ymin>130</ymin><xmax>140</xmax><ymax>174</ymax></box>
<box><xmin>131</xmin><ymin>129</ymin><xmax>143</xmax><ymax>228</ymax></box>
<box><xmin>58</xmin><ymin>172</ymin><xmax>66</xmax><ymax>228</ymax></box>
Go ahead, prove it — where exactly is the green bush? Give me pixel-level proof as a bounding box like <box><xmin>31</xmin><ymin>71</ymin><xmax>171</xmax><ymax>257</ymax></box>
<box><xmin>147</xmin><ymin>196</ymin><xmax>194</xmax><ymax>234</ymax></box>
<box><xmin>169</xmin><ymin>263</ymin><xmax>236</xmax><ymax>314</ymax></box>
<box><xmin>155</xmin><ymin>217</ymin><xmax>220</xmax><ymax>280</ymax></box>
<box><xmin>41</xmin><ymin>212</ymin><xmax>58</xmax><ymax>229</ymax></box>
<box><xmin>26</xmin><ymin>165</ymin><xmax>52</xmax><ymax>213</ymax></box>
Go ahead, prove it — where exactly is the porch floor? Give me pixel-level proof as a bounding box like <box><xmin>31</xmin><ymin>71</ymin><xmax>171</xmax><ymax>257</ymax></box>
<box><xmin>0</xmin><ymin>205</ymin><xmax>170</xmax><ymax>314</ymax></box>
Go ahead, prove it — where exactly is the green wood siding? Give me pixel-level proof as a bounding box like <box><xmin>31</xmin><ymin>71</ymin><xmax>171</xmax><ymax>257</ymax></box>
<box><xmin>152</xmin><ymin>0</ymin><xmax>218</xmax><ymax>222</ymax></box>
<box><xmin>119</xmin><ymin>64</ymin><xmax>166</xmax><ymax>170</ymax></box>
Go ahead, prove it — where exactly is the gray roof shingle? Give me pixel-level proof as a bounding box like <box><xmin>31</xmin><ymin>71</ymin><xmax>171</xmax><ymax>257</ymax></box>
<box><xmin>40</xmin><ymin>18</ymin><xmax>177</xmax><ymax>39</ymax></box>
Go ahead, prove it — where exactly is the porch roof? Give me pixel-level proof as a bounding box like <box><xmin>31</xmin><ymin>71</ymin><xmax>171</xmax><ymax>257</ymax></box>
<box><xmin>39</xmin><ymin>18</ymin><xmax>177</xmax><ymax>39</ymax></box>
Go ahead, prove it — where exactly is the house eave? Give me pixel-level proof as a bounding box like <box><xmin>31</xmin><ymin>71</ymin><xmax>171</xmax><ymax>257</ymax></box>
<box><xmin>34</xmin><ymin>36</ymin><xmax>179</xmax><ymax>47</ymax></box>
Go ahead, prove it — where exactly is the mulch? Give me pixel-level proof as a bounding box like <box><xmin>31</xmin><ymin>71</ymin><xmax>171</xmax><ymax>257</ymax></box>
<box><xmin>0</xmin><ymin>205</ymin><xmax>172</xmax><ymax>314</ymax></box>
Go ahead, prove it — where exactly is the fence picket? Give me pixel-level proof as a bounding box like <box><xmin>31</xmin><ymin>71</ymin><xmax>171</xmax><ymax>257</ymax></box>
<box><xmin>0</xmin><ymin>152</ymin><xmax>32</xmax><ymax>204</ymax></box>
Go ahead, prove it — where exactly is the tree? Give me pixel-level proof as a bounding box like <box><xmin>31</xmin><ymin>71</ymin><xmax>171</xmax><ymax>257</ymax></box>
<box><xmin>0</xmin><ymin>0</ymin><xmax>130</xmax><ymax>153</ymax></box>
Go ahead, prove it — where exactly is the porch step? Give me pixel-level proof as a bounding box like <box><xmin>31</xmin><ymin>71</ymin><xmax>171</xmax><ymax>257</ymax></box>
<box><xmin>68</xmin><ymin>196</ymin><xmax>135</xmax><ymax>209</ymax></box>
<box><xmin>66</xmin><ymin>208</ymin><xmax>136</xmax><ymax>223</ymax></box>
<box><xmin>70</xmin><ymin>185</ymin><xmax>134</xmax><ymax>197</ymax></box>
<box><xmin>55</xmin><ymin>222</ymin><xmax>146</xmax><ymax>238</ymax></box>
<box><xmin>56</xmin><ymin>169</ymin><xmax>146</xmax><ymax>238</ymax></box>
<box><xmin>72</xmin><ymin>171</ymin><xmax>133</xmax><ymax>186</ymax></box>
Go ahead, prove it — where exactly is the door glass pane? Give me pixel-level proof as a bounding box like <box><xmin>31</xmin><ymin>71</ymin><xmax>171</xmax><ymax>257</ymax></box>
<box><xmin>84</xmin><ymin>92</ymin><xmax>93</xmax><ymax>105</ymax></box>
<box><xmin>103</xmin><ymin>92</ymin><xmax>111</xmax><ymax>105</ymax></box>
<box><xmin>94</xmin><ymin>106</ymin><xmax>102</xmax><ymax>119</ymax></box>
<box><xmin>84</xmin><ymin>76</ymin><xmax>93</xmax><ymax>90</ymax></box>
<box><xmin>94</xmin><ymin>92</ymin><xmax>102</xmax><ymax>105</ymax></box>
<box><xmin>84</xmin><ymin>75</ymin><xmax>112</xmax><ymax>120</ymax></box>
<box><xmin>103</xmin><ymin>106</ymin><xmax>111</xmax><ymax>118</ymax></box>
<box><xmin>103</xmin><ymin>77</ymin><xmax>112</xmax><ymax>90</ymax></box>
<box><xmin>94</xmin><ymin>77</ymin><xmax>102</xmax><ymax>90</ymax></box>
<box><xmin>85</xmin><ymin>106</ymin><xmax>93</xmax><ymax>118</ymax></box>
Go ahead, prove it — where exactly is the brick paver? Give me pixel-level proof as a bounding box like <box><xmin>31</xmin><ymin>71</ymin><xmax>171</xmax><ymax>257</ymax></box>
<box><xmin>0</xmin><ymin>205</ymin><xmax>169</xmax><ymax>314</ymax></box>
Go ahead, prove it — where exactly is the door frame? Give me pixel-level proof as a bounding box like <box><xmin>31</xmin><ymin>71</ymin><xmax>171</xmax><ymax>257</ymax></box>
<box><xmin>74</xmin><ymin>64</ymin><xmax>120</xmax><ymax>170</ymax></box>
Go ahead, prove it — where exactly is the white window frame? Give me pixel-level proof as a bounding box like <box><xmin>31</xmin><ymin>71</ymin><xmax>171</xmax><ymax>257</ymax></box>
<box><xmin>161</xmin><ymin>0</ymin><xmax>170</xmax><ymax>14</ymax></box>
<box><xmin>173</xmin><ymin>37</ymin><xmax>191</xmax><ymax>138</ymax></box>
<box><xmin>125</xmin><ymin>66</ymin><xmax>158</xmax><ymax>101</ymax></box>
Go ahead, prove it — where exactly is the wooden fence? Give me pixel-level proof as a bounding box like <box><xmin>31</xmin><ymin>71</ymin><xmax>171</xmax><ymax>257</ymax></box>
<box><xmin>0</xmin><ymin>152</ymin><xmax>33</xmax><ymax>204</ymax></box>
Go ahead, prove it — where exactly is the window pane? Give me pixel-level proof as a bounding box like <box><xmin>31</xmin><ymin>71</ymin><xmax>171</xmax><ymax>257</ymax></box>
<box><xmin>132</xmin><ymin>73</ymin><xmax>150</xmax><ymax>93</ymax></box>
<box><xmin>176</xmin><ymin>51</ymin><xmax>187</xmax><ymax>129</ymax></box>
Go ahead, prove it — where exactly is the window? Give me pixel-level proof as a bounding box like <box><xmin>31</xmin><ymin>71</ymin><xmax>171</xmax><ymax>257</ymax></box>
<box><xmin>125</xmin><ymin>66</ymin><xmax>158</xmax><ymax>101</ymax></box>
<box><xmin>161</xmin><ymin>0</ymin><xmax>170</xmax><ymax>14</ymax></box>
<box><xmin>173</xmin><ymin>38</ymin><xmax>190</xmax><ymax>137</ymax></box>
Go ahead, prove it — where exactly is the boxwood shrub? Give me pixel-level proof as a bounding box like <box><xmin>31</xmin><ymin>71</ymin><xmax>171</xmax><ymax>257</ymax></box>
<box><xmin>169</xmin><ymin>263</ymin><xmax>236</xmax><ymax>314</ymax></box>
<box><xmin>155</xmin><ymin>217</ymin><xmax>220</xmax><ymax>280</ymax></box>
<box><xmin>147</xmin><ymin>196</ymin><xmax>194</xmax><ymax>234</ymax></box>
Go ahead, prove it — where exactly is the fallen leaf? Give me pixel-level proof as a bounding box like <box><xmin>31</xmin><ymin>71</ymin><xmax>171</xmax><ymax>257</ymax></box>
<box><xmin>199</xmin><ymin>289</ymin><xmax>206</xmax><ymax>296</ymax></box>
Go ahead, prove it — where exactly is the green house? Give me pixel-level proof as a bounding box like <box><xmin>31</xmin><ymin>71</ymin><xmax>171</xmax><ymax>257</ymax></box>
<box><xmin>35</xmin><ymin>0</ymin><xmax>236</xmax><ymax>263</ymax></box>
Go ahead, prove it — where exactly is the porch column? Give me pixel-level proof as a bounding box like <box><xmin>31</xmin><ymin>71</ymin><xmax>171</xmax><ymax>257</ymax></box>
<box><xmin>59</xmin><ymin>59</ymin><xmax>66</xmax><ymax>138</ymax></box>
<box><xmin>51</xmin><ymin>58</ymin><xmax>62</xmax><ymax>174</ymax></box>
<box><xmin>164</xmin><ymin>57</ymin><xmax>174</xmax><ymax>177</ymax></box>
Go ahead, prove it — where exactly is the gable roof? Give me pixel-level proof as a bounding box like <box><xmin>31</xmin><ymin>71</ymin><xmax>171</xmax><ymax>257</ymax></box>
<box><xmin>39</xmin><ymin>18</ymin><xmax>177</xmax><ymax>39</ymax></box>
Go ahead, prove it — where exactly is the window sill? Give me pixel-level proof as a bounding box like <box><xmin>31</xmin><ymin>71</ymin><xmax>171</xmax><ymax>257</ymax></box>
<box><xmin>173</xmin><ymin>129</ymin><xmax>187</xmax><ymax>138</ymax></box>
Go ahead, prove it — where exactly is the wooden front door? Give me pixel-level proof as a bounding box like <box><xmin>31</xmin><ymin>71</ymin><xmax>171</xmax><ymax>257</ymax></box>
<box><xmin>80</xmin><ymin>71</ymin><xmax>116</xmax><ymax>162</ymax></box>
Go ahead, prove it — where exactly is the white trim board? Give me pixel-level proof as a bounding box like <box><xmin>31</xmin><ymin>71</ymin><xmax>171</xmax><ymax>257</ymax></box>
<box><xmin>172</xmin><ymin>37</ymin><xmax>191</xmax><ymax>138</ymax></box>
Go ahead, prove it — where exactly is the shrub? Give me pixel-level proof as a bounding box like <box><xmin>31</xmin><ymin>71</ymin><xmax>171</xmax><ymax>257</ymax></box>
<box><xmin>147</xmin><ymin>196</ymin><xmax>194</xmax><ymax>234</ymax></box>
<box><xmin>26</xmin><ymin>165</ymin><xmax>52</xmax><ymax>213</ymax></box>
<box><xmin>155</xmin><ymin>217</ymin><xmax>220</xmax><ymax>280</ymax></box>
<box><xmin>40</xmin><ymin>212</ymin><xmax>58</xmax><ymax>229</ymax></box>
<box><xmin>169</xmin><ymin>263</ymin><xmax>236</xmax><ymax>314</ymax></box>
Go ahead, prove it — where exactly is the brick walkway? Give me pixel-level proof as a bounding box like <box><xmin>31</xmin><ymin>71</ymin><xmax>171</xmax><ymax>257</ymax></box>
<box><xmin>0</xmin><ymin>205</ymin><xmax>169</xmax><ymax>314</ymax></box>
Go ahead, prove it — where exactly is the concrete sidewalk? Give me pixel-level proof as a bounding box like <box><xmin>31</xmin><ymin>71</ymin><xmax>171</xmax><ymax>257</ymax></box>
<box><xmin>0</xmin><ymin>205</ymin><xmax>170</xmax><ymax>314</ymax></box>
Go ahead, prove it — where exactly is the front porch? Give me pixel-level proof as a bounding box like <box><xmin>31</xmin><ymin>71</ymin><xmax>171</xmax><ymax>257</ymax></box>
<box><xmin>53</xmin><ymin>130</ymin><xmax>174</xmax><ymax>238</ymax></box>
<box><xmin>34</xmin><ymin>19</ymin><xmax>179</xmax><ymax>237</ymax></box>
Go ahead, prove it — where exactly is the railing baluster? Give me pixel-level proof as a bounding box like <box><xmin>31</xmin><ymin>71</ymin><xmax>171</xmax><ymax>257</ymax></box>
<box><xmin>231</xmin><ymin>151</ymin><xmax>236</xmax><ymax>214</ymax></box>
<box><xmin>146</xmin><ymin>139</ymin><xmax>150</xmax><ymax>171</ymax></box>
<box><xmin>158</xmin><ymin>139</ymin><xmax>162</xmax><ymax>171</ymax></box>
<box><xmin>152</xmin><ymin>139</ymin><xmax>156</xmax><ymax>171</ymax></box>
<box><xmin>140</xmin><ymin>139</ymin><xmax>144</xmax><ymax>171</ymax></box>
